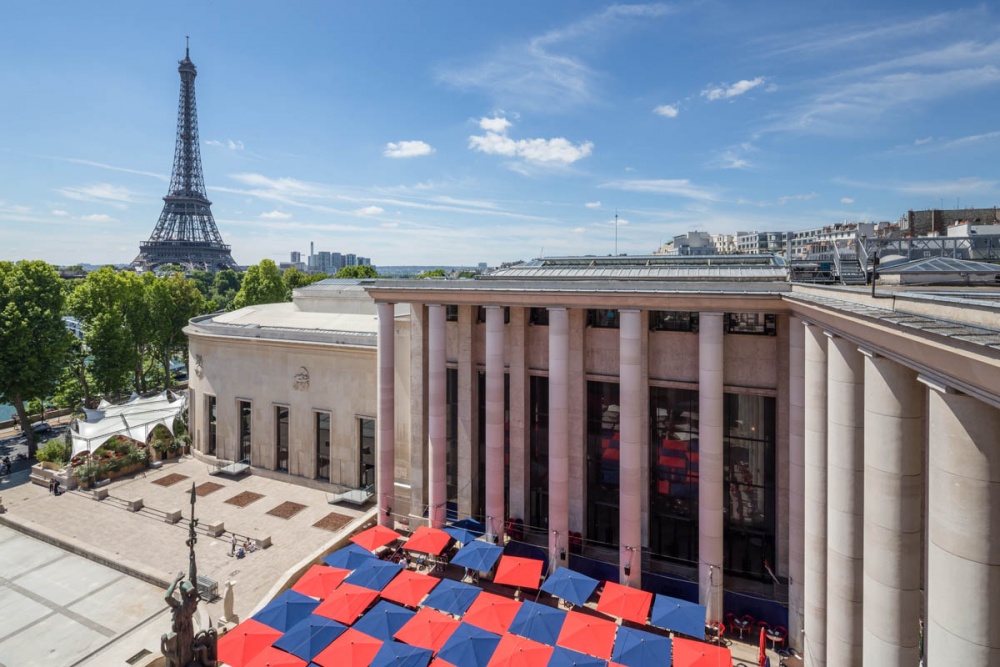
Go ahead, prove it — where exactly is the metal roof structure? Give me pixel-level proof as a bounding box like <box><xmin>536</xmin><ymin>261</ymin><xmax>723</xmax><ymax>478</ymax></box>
<box><xmin>878</xmin><ymin>257</ymin><xmax>1000</xmax><ymax>274</ymax></box>
<box><xmin>482</xmin><ymin>255</ymin><xmax>788</xmax><ymax>282</ymax></box>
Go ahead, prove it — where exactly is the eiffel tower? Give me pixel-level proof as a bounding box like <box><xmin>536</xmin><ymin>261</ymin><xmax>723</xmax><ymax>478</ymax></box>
<box><xmin>132</xmin><ymin>41</ymin><xmax>238</xmax><ymax>272</ymax></box>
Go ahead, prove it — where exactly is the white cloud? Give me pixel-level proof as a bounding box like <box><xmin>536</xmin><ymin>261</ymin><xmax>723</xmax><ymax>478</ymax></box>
<box><xmin>841</xmin><ymin>197</ymin><xmax>855</xmax><ymax>204</ymax></box>
<box><xmin>79</xmin><ymin>213</ymin><xmax>115</xmax><ymax>222</ymax></box>
<box><xmin>701</xmin><ymin>77</ymin><xmax>765</xmax><ymax>101</ymax></box>
<box><xmin>572</xmin><ymin>227</ymin><xmax>586</xmax><ymax>233</ymax></box>
<box><xmin>600</xmin><ymin>178</ymin><xmax>718</xmax><ymax>201</ymax></box>
<box><xmin>479</xmin><ymin>117</ymin><xmax>512</xmax><ymax>133</ymax></box>
<box><xmin>468</xmin><ymin>117</ymin><xmax>593</xmax><ymax>165</ymax></box>
<box><xmin>356</xmin><ymin>205</ymin><xmax>385</xmax><ymax>215</ymax></box>
<box><xmin>384</xmin><ymin>140</ymin><xmax>435</xmax><ymax>159</ymax></box>
<box><xmin>57</xmin><ymin>183</ymin><xmax>135</xmax><ymax>206</ymax></box>
<box><xmin>51</xmin><ymin>209</ymin><xmax>69</xmax><ymax>216</ymax></box>
<box><xmin>914</xmin><ymin>137</ymin><xmax>934</xmax><ymax>146</ymax></box>
<box><xmin>653</xmin><ymin>104</ymin><xmax>679</xmax><ymax>118</ymax></box>
<box><xmin>437</xmin><ymin>4</ymin><xmax>671</xmax><ymax>112</ymax></box>
<box><xmin>206</xmin><ymin>139</ymin><xmax>245</xmax><ymax>151</ymax></box>
<box><xmin>259</xmin><ymin>210</ymin><xmax>292</xmax><ymax>220</ymax></box>
<box><xmin>53</xmin><ymin>157</ymin><xmax>168</xmax><ymax>181</ymax></box>
<box><xmin>778</xmin><ymin>192</ymin><xmax>817</xmax><ymax>205</ymax></box>
<box><xmin>585</xmin><ymin>201</ymin><xmax>602</xmax><ymax>209</ymax></box>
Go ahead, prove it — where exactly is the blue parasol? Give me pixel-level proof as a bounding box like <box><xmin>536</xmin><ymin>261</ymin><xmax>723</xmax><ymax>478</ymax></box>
<box><xmin>272</xmin><ymin>615</ymin><xmax>346</xmax><ymax>661</ymax></box>
<box><xmin>422</xmin><ymin>578</ymin><xmax>482</xmax><ymax>617</ymax></box>
<box><xmin>445</xmin><ymin>526</ymin><xmax>482</xmax><ymax>546</ymax></box>
<box><xmin>436</xmin><ymin>623</ymin><xmax>502</xmax><ymax>667</ymax></box>
<box><xmin>547</xmin><ymin>645</ymin><xmax>610</xmax><ymax>667</ymax></box>
<box><xmin>250</xmin><ymin>588</ymin><xmax>319</xmax><ymax>632</ymax></box>
<box><xmin>649</xmin><ymin>594</ymin><xmax>706</xmax><ymax>640</ymax></box>
<box><xmin>507</xmin><ymin>600</ymin><xmax>567</xmax><ymax>646</ymax></box>
<box><xmin>540</xmin><ymin>567</ymin><xmax>599</xmax><ymax>608</ymax></box>
<box><xmin>353</xmin><ymin>600</ymin><xmax>416</xmax><ymax>641</ymax></box>
<box><xmin>369</xmin><ymin>641</ymin><xmax>433</xmax><ymax>667</ymax></box>
<box><xmin>451</xmin><ymin>540</ymin><xmax>504</xmax><ymax>573</ymax></box>
<box><xmin>451</xmin><ymin>517</ymin><xmax>486</xmax><ymax>536</ymax></box>
<box><xmin>611</xmin><ymin>626</ymin><xmax>672</xmax><ymax>667</ymax></box>
<box><xmin>323</xmin><ymin>543</ymin><xmax>377</xmax><ymax>570</ymax></box>
<box><xmin>343</xmin><ymin>559</ymin><xmax>404</xmax><ymax>592</ymax></box>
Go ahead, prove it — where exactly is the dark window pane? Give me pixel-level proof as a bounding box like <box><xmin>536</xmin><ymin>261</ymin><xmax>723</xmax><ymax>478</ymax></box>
<box><xmin>276</xmin><ymin>406</ymin><xmax>289</xmax><ymax>472</ymax></box>
<box><xmin>207</xmin><ymin>395</ymin><xmax>217</xmax><ymax>456</ymax></box>
<box><xmin>447</xmin><ymin>368</ymin><xmax>458</xmax><ymax>502</ymax></box>
<box><xmin>649</xmin><ymin>311</ymin><xmax>699</xmax><ymax>332</ymax></box>
<box><xmin>238</xmin><ymin>401</ymin><xmax>252</xmax><ymax>462</ymax></box>
<box><xmin>360</xmin><ymin>418</ymin><xmax>375</xmax><ymax>488</ymax></box>
<box><xmin>649</xmin><ymin>387</ymin><xmax>699</xmax><ymax>565</ymax></box>
<box><xmin>529</xmin><ymin>376</ymin><xmax>549</xmax><ymax>532</ymax></box>
<box><xmin>725</xmin><ymin>313</ymin><xmax>777</xmax><ymax>336</ymax></box>
<box><xmin>446</xmin><ymin>305</ymin><xmax>459</xmax><ymax>322</ymax></box>
<box><xmin>316</xmin><ymin>412</ymin><xmax>330</xmax><ymax>480</ymax></box>
<box><xmin>587</xmin><ymin>381</ymin><xmax>620</xmax><ymax>547</ymax></box>
<box><xmin>529</xmin><ymin>308</ymin><xmax>549</xmax><ymax>326</ymax></box>
<box><xmin>587</xmin><ymin>309</ymin><xmax>620</xmax><ymax>329</ymax></box>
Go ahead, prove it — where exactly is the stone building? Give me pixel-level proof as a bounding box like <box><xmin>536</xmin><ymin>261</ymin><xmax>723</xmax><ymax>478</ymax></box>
<box><xmin>186</xmin><ymin>255</ymin><xmax>1000</xmax><ymax>667</ymax></box>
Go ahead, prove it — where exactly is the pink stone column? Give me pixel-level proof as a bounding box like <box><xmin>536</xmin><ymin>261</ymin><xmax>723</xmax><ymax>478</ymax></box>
<box><xmin>485</xmin><ymin>306</ymin><xmax>506</xmax><ymax>543</ymax></box>
<box><xmin>619</xmin><ymin>309</ymin><xmax>642</xmax><ymax>585</ymax></box>
<box><xmin>377</xmin><ymin>302</ymin><xmax>396</xmax><ymax>527</ymax></box>
<box><xmin>804</xmin><ymin>323</ymin><xmax>828</xmax><ymax>667</ymax></box>
<box><xmin>427</xmin><ymin>304</ymin><xmax>447</xmax><ymax>528</ymax></box>
<box><xmin>788</xmin><ymin>315</ymin><xmax>806</xmax><ymax>650</ymax></box>
<box><xmin>698</xmin><ymin>312</ymin><xmax>724</xmax><ymax>621</ymax></box>
<box><xmin>548</xmin><ymin>307</ymin><xmax>569</xmax><ymax>571</ymax></box>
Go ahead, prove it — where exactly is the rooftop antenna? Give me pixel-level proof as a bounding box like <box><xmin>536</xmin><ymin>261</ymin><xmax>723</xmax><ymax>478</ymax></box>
<box><xmin>185</xmin><ymin>36</ymin><xmax>190</xmax><ymax>58</ymax></box>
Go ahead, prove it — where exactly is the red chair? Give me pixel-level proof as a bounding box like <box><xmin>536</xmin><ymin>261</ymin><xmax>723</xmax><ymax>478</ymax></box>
<box><xmin>766</xmin><ymin>625</ymin><xmax>787</xmax><ymax>650</ymax></box>
<box><xmin>724</xmin><ymin>612</ymin><xmax>736</xmax><ymax>630</ymax></box>
<box><xmin>756</xmin><ymin>620</ymin><xmax>771</xmax><ymax>636</ymax></box>
<box><xmin>708</xmin><ymin>621</ymin><xmax>726</xmax><ymax>646</ymax></box>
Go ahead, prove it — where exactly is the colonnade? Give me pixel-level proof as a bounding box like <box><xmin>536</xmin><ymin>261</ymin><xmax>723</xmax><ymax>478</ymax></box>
<box><xmin>789</xmin><ymin>315</ymin><xmax>1000</xmax><ymax>666</ymax></box>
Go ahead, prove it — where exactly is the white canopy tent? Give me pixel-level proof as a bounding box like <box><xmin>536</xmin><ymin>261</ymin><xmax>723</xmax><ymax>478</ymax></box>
<box><xmin>71</xmin><ymin>390</ymin><xmax>188</xmax><ymax>457</ymax></box>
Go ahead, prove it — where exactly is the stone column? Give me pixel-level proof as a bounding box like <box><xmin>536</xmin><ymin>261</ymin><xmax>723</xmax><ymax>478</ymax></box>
<box><xmin>427</xmin><ymin>304</ymin><xmax>447</xmax><ymax>528</ymax></box>
<box><xmin>825</xmin><ymin>336</ymin><xmax>864</xmax><ymax>666</ymax></box>
<box><xmin>548</xmin><ymin>307</ymin><xmax>569</xmax><ymax>571</ymax></box>
<box><xmin>803</xmin><ymin>323</ymin><xmax>828</xmax><ymax>667</ymax></box>
<box><xmin>376</xmin><ymin>302</ymin><xmax>396</xmax><ymax>527</ymax></box>
<box><xmin>698</xmin><ymin>312</ymin><xmax>724</xmax><ymax>621</ymax></box>
<box><xmin>861</xmin><ymin>353</ymin><xmax>923</xmax><ymax>666</ymax></box>
<box><xmin>926</xmin><ymin>385</ymin><xmax>1000</xmax><ymax>665</ymax></box>
<box><xmin>507</xmin><ymin>308</ymin><xmax>529</xmax><ymax>522</ymax></box>
<box><xmin>485</xmin><ymin>306</ymin><xmax>506</xmax><ymax>543</ymax></box>
<box><xmin>619</xmin><ymin>309</ymin><xmax>642</xmax><ymax>585</ymax></box>
<box><xmin>788</xmin><ymin>316</ymin><xmax>806</xmax><ymax>650</ymax></box>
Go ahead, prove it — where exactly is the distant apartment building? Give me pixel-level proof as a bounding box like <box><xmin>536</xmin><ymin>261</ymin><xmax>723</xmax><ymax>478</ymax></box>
<box><xmin>903</xmin><ymin>207</ymin><xmax>1000</xmax><ymax>237</ymax></box>
<box><xmin>654</xmin><ymin>232</ymin><xmax>735</xmax><ymax>256</ymax></box>
<box><xmin>735</xmin><ymin>230</ymin><xmax>790</xmax><ymax>256</ymax></box>
<box><xmin>296</xmin><ymin>245</ymin><xmax>375</xmax><ymax>274</ymax></box>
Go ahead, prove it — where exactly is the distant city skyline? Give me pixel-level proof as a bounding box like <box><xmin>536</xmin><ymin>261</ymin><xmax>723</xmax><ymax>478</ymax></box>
<box><xmin>2</xmin><ymin>1</ymin><xmax>999</xmax><ymax>266</ymax></box>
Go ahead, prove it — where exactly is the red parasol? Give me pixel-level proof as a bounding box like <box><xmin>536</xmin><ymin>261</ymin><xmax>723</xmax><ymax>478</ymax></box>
<box><xmin>429</xmin><ymin>659</ymin><xmax>458</xmax><ymax>667</ymax></box>
<box><xmin>243</xmin><ymin>645</ymin><xmax>308</xmax><ymax>667</ymax></box>
<box><xmin>596</xmin><ymin>581</ymin><xmax>653</xmax><ymax>625</ymax></box>
<box><xmin>758</xmin><ymin>626</ymin><xmax>767</xmax><ymax>667</ymax></box>
<box><xmin>291</xmin><ymin>564</ymin><xmax>351</xmax><ymax>599</ymax></box>
<box><xmin>351</xmin><ymin>524</ymin><xmax>402</xmax><ymax>552</ymax></box>
<box><xmin>380</xmin><ymin>568</ymin><xmax>440</xmax><ymax>607</ymax></box>
<box><xmin>217</xmin><ymin>618</ymin><xmax>283</xmax><ymax>667</ymax></box>
<box><xmin>394</xmin><ymin>606</ymin><xmax>461</xmax><ymax>653</ymax></box>
<box><xmin>671</xmin><ymin>636</ymin><xmax>733</xmax><ymax>667</ymax></box>
<box><xmin>487</xmin><ymin>633</ymin><xmax>555</xmax><ymax>667</ymax></box>
<box><xmin>463</xmin><ymin>591</ymin><xmax>523</xmax><ymax>635</ymax></box>
<box><xmin>313</xmin><ymin>582</ymin><xmax>379</xmax><ymax>625</ymax></box>
<box><xmin>404</xmin><ymin>525</ymin><xmax>453</xmax><ymax>555</ymax></box>
<box><xmin>312</xmin><ymin>627</ymin><xmax>383</xmax><ymax>667</ymax></box>
<box><xmin>493</xmin><ymin>556</ymin><xmax>544</xmax><ymax>590</ymax></box>
<box><xmin>556</xmin><ymin>609</ymin><xmax>619</xmax><ymax>660</ymax></box>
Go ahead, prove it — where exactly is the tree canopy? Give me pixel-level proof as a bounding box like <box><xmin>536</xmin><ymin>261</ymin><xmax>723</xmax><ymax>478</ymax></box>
<box><xmin>416</xmin><ymin>268</ymin><xmax>446</xmax><ymax>279</ymax></box>
<box><xmin>231</xmin><ymin>259</ymin><xmax>290</xmax><ymax>309</ymax></box>
<box><xmin>0</xmin><ymin>261</ymin><xmax>72</xmax><ymax>453</ymax></box>
<box><xmin>148</xmin><ymin>272</ymin><xmax>204</xmax><ymax>389</ymax></box>
<box><xmin>335</xmin><ymin>265</ymin><xmax>378</xmax><ymax>279</ymax></box>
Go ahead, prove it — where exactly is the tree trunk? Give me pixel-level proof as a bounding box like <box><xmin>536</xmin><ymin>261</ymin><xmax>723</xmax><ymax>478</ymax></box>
<box><xmin>12</xmin><ymin>395</ymin><xmax>37</xmax><ymax>456</ymax></box>
<box><xmin>163</xmin><ymin>349</ymin><xmax>172</xmax><ymax>391</ymax></box>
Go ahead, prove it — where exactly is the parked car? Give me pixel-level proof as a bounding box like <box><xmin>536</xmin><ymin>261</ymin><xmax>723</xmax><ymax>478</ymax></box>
<box><xmin>31</xmin><ymin>421</ymin><xmax>52</xmax><ymax>435</ymax></box>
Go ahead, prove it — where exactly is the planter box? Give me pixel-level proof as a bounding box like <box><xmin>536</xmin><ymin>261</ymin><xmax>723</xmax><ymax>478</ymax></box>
<box><xmin>75</xmin><ymin>462</ymin><xmax>147</xmax><ymax>488</ymax></box>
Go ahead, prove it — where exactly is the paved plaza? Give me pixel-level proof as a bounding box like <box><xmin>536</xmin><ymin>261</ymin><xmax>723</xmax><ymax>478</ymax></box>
<box><xmin>0</xmin><ymin>453</ymin><xmax>373</xmax><ymax>666</ymax></box>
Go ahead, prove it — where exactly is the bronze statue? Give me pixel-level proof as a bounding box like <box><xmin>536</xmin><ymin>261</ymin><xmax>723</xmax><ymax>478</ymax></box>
<box><xmin>162</xmin><ymin>483</ymin><xmax>217</xmax><ymax>666</ymax></box>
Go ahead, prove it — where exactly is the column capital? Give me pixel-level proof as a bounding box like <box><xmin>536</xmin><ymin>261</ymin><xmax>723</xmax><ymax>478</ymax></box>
<box><xmin>823</xmin><ymin>331</ymin><xmax>838</xmax><ymax>340</ymax></box>
<box><xmin>547</xmin><ymin>306</ymin><xmax>567</xmax><ymax>312</ymax></box>
<box><xmin>857</xmin><ymin>347</ymin><xmax>878</xmax><ymax>359</ymax></box>
<box><xmin>917</xmin><ymin>373</ymin><xmax>962</xmax><ymax>395</ymax></box>
<box><xmin>618</xmin><ymin>308</ymin><xmax>641</xmax><ymax>314</ymax></box>
<box><xmin>483</xmin><ymin>304</ymin><xmax>503</xmax><ymax>310</ymax></box>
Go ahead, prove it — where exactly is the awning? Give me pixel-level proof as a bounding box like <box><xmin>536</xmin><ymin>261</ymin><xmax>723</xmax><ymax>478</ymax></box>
<box><xmin>462</xmin><ymin>591</ymin><xmax>522</xmax><ymax>635</ymax></box>
<box><xmin>380</xmin><ymin>569</ymin><xmax>440</xmax><ymax>608</ymax></box>
<box><xmin>291</xmin><ymin>564</ymin><xmax>350</xmax><ymax>600</ymax></box>
<box><xmin>555</xmin><ymin>610</ymin><xmax>618</xmax><ymax>660</ymax></box>
<box><xmin>71</xmin><ymin>390</ymin><xmax>187</xmax><ymax>457</ymax></box>
<box><xmin>404</xmin><ymin>526</ymin><xmax>453</xmax><ymax>555</ymax></box>
<box><xmin>493</xmin><ymin>556</ymin><xmax>543</xmax><ymax>591</ymax></box>
<box><xmin>351</xmin><ymin>525</ymin><xmax>402</xmax><ymax>552</ymax></box>
<box><xmin>597</xmin><ymin>582</ymin><xmax>653</xmax><ymax>625</ymax></box>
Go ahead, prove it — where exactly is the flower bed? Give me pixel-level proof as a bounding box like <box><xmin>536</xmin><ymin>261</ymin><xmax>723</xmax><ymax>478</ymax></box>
<box><xmin>71</xmin><ymin>437</ymin><xmax>150</xmax><ymax>487</ymax></box>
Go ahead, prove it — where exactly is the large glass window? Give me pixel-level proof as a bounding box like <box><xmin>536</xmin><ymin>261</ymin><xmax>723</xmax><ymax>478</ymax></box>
<box><xmin>587</xmin><ymin>309</ymin><xmax>619</xmax><ymax>329</ymax></box>
<box><xmin>649</xmin><ymin>387</ymin><xmax>699</xmax><ymax>564</ymax></box>
<box><xmin>445</xmin><ymin>305</ymin><xmax>459</xmax><ymax>322</ymax></box>
<box><xmin>276</xmin><ymin>406</ymin><xmax>289</xmax><ymax>471</ymax></box>
<box><xmin>650</xmin><ymin>311</ymin><xmax>699</xmax><ymax>332</ymax></box>
<box><xmin>587</xmin><ymin>381</ymin><xmax>620</xmax><ymax>547</ymax></box>
<box><xmin>359</xmin><ymin>418</ymin><xmax>375</xmax><ymax>488</ymax></box>
<box><xmin>529</xmin><ymin>308</ymin><xmax>549</xmax><ymax>326</ymax></box>
<box><xmin>725</xmin><ymin>313</ymin><xmax>777</xmax><ymax>336</ymax></box>
<box><xmin>477</xmin><ymin>372</ymin><xmax>510</xmax><ymax>524</ymax></box>
<box><xmin>529</xmin><ymin>376</ymin><xmax>549</xmax><ymax>532</ymax></box>
<box><xmin>206</xmin><ymin>395</ymin><xmax>217</xmax><ymax>456</ymax></box>
<box><xmin>316</xmin><ymin>412</ymin><xmax>331</xmax><ymax>481</ymax></box>
<box><xmin>723</xmin><ymin>394</ymin><xmax>776</xmax><ymax>579</ymax></box>
<box><xmin>446</xmin><ymin>368</ymin><xmax>458</xmax><ymax>503</ymax></box>
<box><xmin>238</xmin><ymin>400</ymin><xmax>251</xmax><ymax>462</ymax></box>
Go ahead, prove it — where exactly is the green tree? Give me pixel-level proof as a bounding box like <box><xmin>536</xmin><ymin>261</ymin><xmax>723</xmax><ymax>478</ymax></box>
<box><xmin>0</xmin><ymin>261</ymin><xmax>72</xmax><ymax>454</ymax></box>
<box><xmin>232</xmin><ymin>259</ymin><xmax>290</xmax><ymax>308</ymax></box>
<box><xmin>213</xmin><ymin>269</ymin><xmax>242</xmax><ymax>310</ymax></box>
<box><xmin>282</xmin><ymin>266</ymin><xmax>312</xmax><ymax>291</ymax></box>
<box><xmin>416</xmin><ymin>268</ymin><xmax>446</xmax><ymax>279</ymax></box>
<box><xmin>53</xmin><ymin>337</ymin><xmax>89</xmax><ymax>410</ymax></box>
<box><xmin>148</xmin><ymin>273</ymin><xmax>204</xmax><ymax>389</ymax></box>
<box><xmin>335</xmin><ymin>265</ymin><xmax>379</xmax><ymax>279</ymax></box>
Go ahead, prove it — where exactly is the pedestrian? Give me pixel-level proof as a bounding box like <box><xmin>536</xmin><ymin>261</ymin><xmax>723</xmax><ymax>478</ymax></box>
<box><xmin>53</xmin><ymin>478</ymin><xmax>61</xmax><ymax>496</ymax></box>
<box><xmin>48</xmin><ymin>478</ymin><xmax>55</xmax><ymax>495</ymax></box>
<box><xmin>230</xmin><ymin>534</ymin><xmax>237</xmax><ymax>557</ymax></box>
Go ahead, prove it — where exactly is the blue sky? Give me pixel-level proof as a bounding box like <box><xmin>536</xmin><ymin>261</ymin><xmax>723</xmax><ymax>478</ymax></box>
<box><xmin>2</xmin><ymin>1</ymin><xmax>999</xmax><ymax>268</ymax></box>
